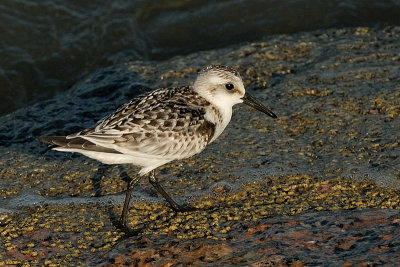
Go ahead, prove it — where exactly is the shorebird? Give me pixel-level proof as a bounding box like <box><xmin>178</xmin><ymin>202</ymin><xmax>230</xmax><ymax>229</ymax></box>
<box><xmin>39</xmin><ymin>65</ymin><xmax>277</xmax><ymax>233</ymax></box>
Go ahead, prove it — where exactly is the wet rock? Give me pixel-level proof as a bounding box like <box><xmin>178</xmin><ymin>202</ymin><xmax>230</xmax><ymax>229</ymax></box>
<box><xmin>1</xmin><ymin>26</ymin><xmax>400</xmax><ymax>265</ymax></box>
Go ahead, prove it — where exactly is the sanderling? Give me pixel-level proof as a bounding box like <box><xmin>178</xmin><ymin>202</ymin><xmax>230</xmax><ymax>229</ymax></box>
<box><xmin>39</xmin><ymin>65</ymin><xmax>277</xmax><ymax>233</ymax></box>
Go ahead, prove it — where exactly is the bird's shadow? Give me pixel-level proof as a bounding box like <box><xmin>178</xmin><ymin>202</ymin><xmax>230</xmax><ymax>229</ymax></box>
<box><xmin>90</xmin><ymin>164</ymin><xmax>132</xmax><ymax>197</ymax></box>
<box><xmin>90</xmin><ymin>164</ymin><xmax>109</xmax><ymax>197</ymax></box>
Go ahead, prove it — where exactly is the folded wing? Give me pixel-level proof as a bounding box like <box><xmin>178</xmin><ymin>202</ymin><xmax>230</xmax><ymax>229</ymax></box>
<box><xmin>40</xmin><ymin>86</ymin><xmax>216</xmax><ymax>160</ymax></box>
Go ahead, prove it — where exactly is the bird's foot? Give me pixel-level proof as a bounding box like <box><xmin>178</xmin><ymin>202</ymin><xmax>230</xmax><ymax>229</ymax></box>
<box><xmin>116</xmin><ymin>219</ymin><xmax>141</xmax><ymax>236</ymax></box>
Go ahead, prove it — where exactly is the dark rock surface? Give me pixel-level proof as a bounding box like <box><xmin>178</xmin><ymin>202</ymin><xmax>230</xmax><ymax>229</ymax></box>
<box><xmin>0</xmin><ymin>26</ymin><xmax>400</xmax><ymax>265</ymax></box>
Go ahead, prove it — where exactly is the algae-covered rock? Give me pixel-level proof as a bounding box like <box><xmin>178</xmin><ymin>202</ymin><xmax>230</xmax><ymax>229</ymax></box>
<box><xmin>0</xmin><ymin>26</ymin><xmax>400</xmax><ymax>265</ymax></box>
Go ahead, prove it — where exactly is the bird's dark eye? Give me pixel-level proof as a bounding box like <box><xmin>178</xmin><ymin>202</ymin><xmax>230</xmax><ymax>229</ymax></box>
<box><xmin>225</xmin><ymin>83</ymin><xmax>234</xmax><ymax>90</ymax></box>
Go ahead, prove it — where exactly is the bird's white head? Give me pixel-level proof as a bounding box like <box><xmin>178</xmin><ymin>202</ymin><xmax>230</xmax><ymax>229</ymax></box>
<box><xmin>193</xmin><ymin>65</ymin><xmax>245</xmax><ymax>110</ymax></box>
<box><xmin>193</xmin><ymin>65</ymin><xmax>277</xmax><ymax>119</ymax></box>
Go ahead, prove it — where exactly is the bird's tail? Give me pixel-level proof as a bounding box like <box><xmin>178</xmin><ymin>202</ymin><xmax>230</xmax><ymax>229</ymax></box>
<box><xmin>38</xmin><ymin>135</ymin><xmax>120</xmax><ymax>154</ymax></box>
<box><xmin>38</xmin><ymin>136</ymin><xmax>69</xmax><ymax>147</ymax></box>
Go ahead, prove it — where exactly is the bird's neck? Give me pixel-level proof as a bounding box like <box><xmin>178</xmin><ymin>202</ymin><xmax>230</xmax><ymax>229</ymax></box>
<box><xmin>205</xmin><ymin>104</ymin><xmax>232</xmax><ymax>143</ymax></box>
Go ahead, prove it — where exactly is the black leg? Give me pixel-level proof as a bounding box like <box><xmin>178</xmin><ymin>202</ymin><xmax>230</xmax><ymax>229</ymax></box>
<box><xmin>118</xmin><ymin>174</ymin><xmax>142</xmax><ymax>231</ymax></box>
<box><xmin>148</xmin><ymin>170</ymin><xmax>195</xmax><ymax>212</ymax></box>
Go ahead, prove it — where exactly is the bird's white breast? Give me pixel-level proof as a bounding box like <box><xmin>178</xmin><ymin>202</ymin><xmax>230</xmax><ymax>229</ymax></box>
<box><xmin>205</xmin><ymin>105</ymin><xmax>232</xmax><ymax>143</ymax></box>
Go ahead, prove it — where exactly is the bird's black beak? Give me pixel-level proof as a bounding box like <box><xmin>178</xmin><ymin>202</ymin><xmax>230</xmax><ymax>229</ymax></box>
<box><xmin>242</xmin><ymin>92</ymin><xmax>277</xmax><ymax>118</ymax></box>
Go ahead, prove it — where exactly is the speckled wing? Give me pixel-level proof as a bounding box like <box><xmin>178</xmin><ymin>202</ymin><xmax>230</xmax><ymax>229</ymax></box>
<box><xmin>69</xmin><ymin>86</ymin><xmax>216</xmax><ymax>159</ymax></box>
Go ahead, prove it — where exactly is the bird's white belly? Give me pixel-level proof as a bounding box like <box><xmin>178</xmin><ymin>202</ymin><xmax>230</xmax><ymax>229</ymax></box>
<box><xmin>53</xmin><ymin>147</ymin><xmax>171</xmax><ymax>175</ymax></box>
